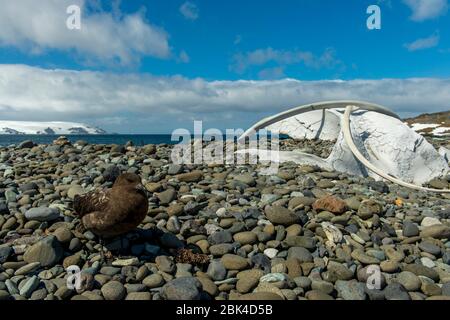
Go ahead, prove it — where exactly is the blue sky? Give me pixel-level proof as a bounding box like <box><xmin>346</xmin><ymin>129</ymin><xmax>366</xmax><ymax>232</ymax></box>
<box><xmin>0</xmin><ymin>0</ymin><xmax>449</xmax><ymax>133</ymax></box>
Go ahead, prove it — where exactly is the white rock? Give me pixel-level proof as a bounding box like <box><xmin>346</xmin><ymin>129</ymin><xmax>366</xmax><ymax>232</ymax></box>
<box><xmin>420</xmin><ymin>257</ymin><xmax>436</xmax><ymax>269</ymax></box>
<box><xmin>321</xmin><ymin>222</ymin><xmax>343</xmax><ymax>244</ymax></box>
<box><xmin>215</xmin><ymin>207</ymin><xmax>227</xmax><ymax>217</ymax></box>
<box><xmin>204</xmin><ymin>223</ymin><xmax>222</xmax><ymax>235</ymax></box>
<box><xmin>112</xmin><ymin>257</ymin><xmax>139</xmax><ymax>267</ymax></box>
<box><xmin>263</xmin><ymin>248</ymin><xmax>279</xmax><ymax>259</ymax></box>
<box><xmin>421</xmin><ymin>217</ymin><xmax>442</xmax><ymax>227</ymax></box>
<box><xmin>260</xmin><ymin>273</ymin><xmax>286</xmax><ymax>283</ymax></box>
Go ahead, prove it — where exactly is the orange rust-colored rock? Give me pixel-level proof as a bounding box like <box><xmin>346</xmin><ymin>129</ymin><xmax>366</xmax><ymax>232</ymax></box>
<box><xmin>312</xmin><ymin>195</ymin><xmax>347</xmax><ymax>214</ymax></box>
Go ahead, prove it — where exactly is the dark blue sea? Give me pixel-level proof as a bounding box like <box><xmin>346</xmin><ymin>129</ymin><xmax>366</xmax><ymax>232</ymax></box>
<box><xmin>0</xmin><ymin>134</ymin><xmax>289</xmax><ymax>147</ymax></box>
<box><xmin>0</xmin><ymin>134</ymin><xmax>177</xmax><ymax>147</ymax></box>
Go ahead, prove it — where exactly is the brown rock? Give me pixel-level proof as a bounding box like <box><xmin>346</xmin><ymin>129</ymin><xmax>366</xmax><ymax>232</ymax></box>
<box><xmin>313</xmin><ymin>195</ymin><xmax>347</xmax><ymax>214</ymax></box>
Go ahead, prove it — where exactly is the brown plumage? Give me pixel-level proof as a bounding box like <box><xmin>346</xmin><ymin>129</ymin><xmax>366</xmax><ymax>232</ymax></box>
<box><xmin>73</xmin><ymin>173</ymin><xmax>148</xmax><ymax>238</ymax></box>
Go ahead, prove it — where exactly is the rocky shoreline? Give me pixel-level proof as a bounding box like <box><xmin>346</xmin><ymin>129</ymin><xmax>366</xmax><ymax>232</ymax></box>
<box><xmin>0</xmin><ymin>136</ymin><xmax>449</xmax><ymax>300</ymax></box>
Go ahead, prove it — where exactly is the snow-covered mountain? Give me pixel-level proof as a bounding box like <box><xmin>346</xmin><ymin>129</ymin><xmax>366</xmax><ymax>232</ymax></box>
<box><xmin>0</xmin><ymin>121</ymin><xmax>107</xmax><ymax>135</ymax></box>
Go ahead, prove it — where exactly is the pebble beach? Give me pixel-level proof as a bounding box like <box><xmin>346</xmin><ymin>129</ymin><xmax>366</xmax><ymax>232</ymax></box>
<box><xmin>0</xmin><ymin>136</ymin><xmax>449</xmax><ymax>300</ymax></box>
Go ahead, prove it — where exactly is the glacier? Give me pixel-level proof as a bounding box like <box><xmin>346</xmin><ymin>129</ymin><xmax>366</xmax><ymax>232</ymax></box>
<box><xmin>0</xmin><ymin>121</ymin><xmax>106</xmax><ymax>135</ymax></box>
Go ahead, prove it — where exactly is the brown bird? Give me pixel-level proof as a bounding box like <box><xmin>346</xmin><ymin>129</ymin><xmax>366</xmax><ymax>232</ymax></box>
<box><xmin>73</xmin><ymin>173</ymin><xmax>148</xmax><ymax>239</ymax></box>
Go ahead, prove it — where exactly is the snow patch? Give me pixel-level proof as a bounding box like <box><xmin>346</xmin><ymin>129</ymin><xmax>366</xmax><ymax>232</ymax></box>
<box><xmin>0</xmin><ymin>121</ymin><xmax>106</xmax><ymax>135</ymax></box>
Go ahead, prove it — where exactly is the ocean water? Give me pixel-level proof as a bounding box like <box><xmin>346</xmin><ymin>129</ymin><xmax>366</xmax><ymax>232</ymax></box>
<box><xmin>0</xmin><ymin>134</ymin><xmax>178</xmax><ymax>147</ymax></box>
<box><xmin>0</xmin><ymin>133</ymin><xmax>290</xmax><ymax>147</ymax></box>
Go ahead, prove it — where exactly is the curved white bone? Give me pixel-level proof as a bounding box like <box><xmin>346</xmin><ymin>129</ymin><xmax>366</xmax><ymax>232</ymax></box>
<box><xmin>239</xmin><ymin>100</ymin><xmax>449</xmax><ymax>193</ymax></box>
<box><xmin>342</xmin><ymin>106</ymin><xmax>449</xmax><ymax>193</ymax></box>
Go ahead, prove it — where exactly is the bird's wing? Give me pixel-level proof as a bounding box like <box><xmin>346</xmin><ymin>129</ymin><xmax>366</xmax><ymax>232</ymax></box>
<box><xmin>73</xmin><ymin>188</ymin><xmax>110</xmax><ymax>216</ymax></box>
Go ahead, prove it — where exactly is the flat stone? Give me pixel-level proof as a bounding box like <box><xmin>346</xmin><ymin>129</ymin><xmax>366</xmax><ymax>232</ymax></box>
<box><xmin>305</xmin><ymin>290</ymin><xmax>334</xmax><ymax>300</ymax></box>
<box><xmin>15</xmin><ymin>262</ymin><xmax>41</xmax><ymax>276</ymax></box>
<box><xmin>19</xmin><ymin>276</ymin><xmax>40</xmax><ymax>298</ymax></box>
<box><xmin>0</xmin><ymin>246</ymin><xmax>12</xmax><ymax>263</ymax></box>
<box><xmin>403</xmin><ymin>221</ymin><xmax>419</xmax><ymax>237</ymax></box>
<box><xmin>351</xmin><ymin>250</ymin><xmax>380</xmax><ymax>265</ymax></box>
<box><xmin>396</xmin><ymin>271</ymin><xmax>421</xmax><ymax>291</ymax></box>
<box><xmin>23</xmin><ymin>236</ymin><xmax>63</xmax><ymax>267</ymax></box>
<box><xmin>357</xmin><ymin>200</ymin><xmax>382</xmax><ymax>219</ymax></box>
<box><xmin>421</xmin><ymin>217</ymin><xmax>442</xmax><ymax>227</ymax></box>
<box><xmin>421</xmin><ymin>225</ymin><xmax>450</xmax><ymax>239</ymax></box>
<box><xmin>207</xmin><ymin>260</ymin><xmax>227</xmax><ymax>281</ymax></box>
<box><xmin>176</xmin><ymin>171</ymin><xmax>203</xmax><ymax>182</ymax></box>
<box><xmin>419</xmin><ymin>241</ymin><xmax>441</xmax><ymax>256</ymax></box>
<box><xmin>265</xmin><ymin>206</ymin><xmax>300</xmax><ymax>226</ymax></box>
<box><xmin>287</xmin><ymin>247</ymin><xmax>313</xmax><ymax>263</ymax></box>
<box><xmin>25</xmin><ymin>207</ymin><xmax>60</xmax><ymax>222</ymax></box>
<box><xmin>143</xmin><ymin>274</ymin><xmax>164</xmax><ymax>288</ymax></box>
<box><xmin>233</xmin><ymin>232</ymin><xmax>257</xmax><ymax>245</ymax></box>
<box><xmin>312</xmin><ymin>195</ymin><xmax>347</xmax><ymax>214</ymax></box>
<box><xmin>125</xmin><ymin>292</ymin><xmax>152</xmax><ymax>300</ymax></box>
<box><xmin>402</xmin><ymin>264</ymin><xmax>439</xmax><ymax>282</ymax></box>
<box><xmin>221</xmin><ymin>254</ymin><xmax>249</xmax><ymax>270</ymax></box>
<box><xmin>101</xmin><ymin>281</ymin><xmax>126</xmax><ymax>300</ymax></box>
<box><xmin>162</xmin><ymin>277</ymin><xmax>202</xmax><ymax>300</ymax></box>
<box><xmin>384</xmin><ymin>283</ymin><xmax>410</xmax><ymax>300</ymax></box>
<box><xmin>233</xmin><ymin>173</ymin><xmax>256</xmax><ymax>186</ymax></box>
<box><xmin>335</xmin><ymin>280</ymin><xmax>366</xmax><ymax>300</ymax></box>
<box><xmin>155</xmin><ymin>256</ymin><xmax>176</xmax><ymax>273</ymax></box>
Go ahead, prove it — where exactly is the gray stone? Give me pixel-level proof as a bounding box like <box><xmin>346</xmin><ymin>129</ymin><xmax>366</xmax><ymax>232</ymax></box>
<box><xmin>233</xmin><ymin>173</ymin><xmax>255</xmax><ymax>186</ymax></box>
<box><xmin>18</xmin><ymin>140</ymin><xmax>35</xmax><ymax>149</ymax></box>
<box><xmin>208</xmin><ymin>231</ymin><xmax>232</xmax><ymax>245</ymax></box>
<box><xmin>207</xmin><ymin>260</ymin><xmax>227</xmax><ymax>281</ymax></box>
<box><xmin>0</xmin><ymin>246</ymin><xmax>12</xmax><ymax>263</ymax></box>
<box><xmin>287</xmin><ymin>247</ymin><xmax>313</xmax><ymax>263</ymax></box>
<box><xmin>0</xmin><ymin>202</ymin><xmax>9</xmax><ymax>215</ymax></box>
<box><xmin>402</xmin><ymin>221</ymin><xmax>419</xmax><ymax>237</ymax></box>
<box><xmin>167</xmin><ymin>164</ymin><xmax>183</xmax><ymax>175</ymax></box>
<box><xmin>157</xmin><ymin>189</ymin><xmax>177</xmax><ymax>205</ymax></box>
<box><xmin>265</xmin><ymin>206</ymin><xmax>300</xmax><ymax>226</ymax></box>
<box><xmin>143</xmin><ymin>274</ymin><xmax>164</xmax><ymax>288</ymax></box>
<box><xmin>101</xmin><ymin>281</ymin><xmax>126</xmax><ymax>300</ymax></box>
<box><xmin>25</xmin><ymin>207</ymin><xmax>60</xmax><ymax>222</ymax></box>
<box><xmin>19</xmin><ymin>276</ymin><xmax>40</xmax><ymax>298</ymax></box>
<box><xmin>384</xmin><ymin>283</ymin><xmax>410</xmax><ymax>300</ymax></box>
<box><xmin>335</xmin><ymin>280</ymin><xmax>366</xmax><ymax>300</ymax></box>
<box><xmin>396</xmin><ymin>271</ymin><xmax>421</xmax><ymax>291</ymax></box>
<box><xmin>162</xmin><ymin>277</ymin><xmax>202</xmax><ymax>300</ymax></box>
<box><xmin>418</xmin><ymin>241</ymin><xmax>441</xmax><ymax>256</ymax></box>
<box><xmin>23</xmin><ymin>236</ymin><xmax>63</xmax><ymax>267</ymax></box>
<box><xmin>442</xmin><ymin>282</ymin><xmax>450</xmax><ymax>296</ymax></box>
<box><xmin>5</xmin><ymin>279</ymin><xmax>19</xmax><ymax>295</ymax></box>
<box><xmin>155</xmin><ymin>256</ymin><xmax>176</xmax><ymax>273</ymax></box>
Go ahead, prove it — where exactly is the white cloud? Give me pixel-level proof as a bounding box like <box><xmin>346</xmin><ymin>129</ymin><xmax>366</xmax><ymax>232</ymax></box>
<box><xmin>0</xmin><ymin>0</ymin><xmax>171</xmax><ymax>65</ymax></box>
<box><xmin>179</xmin><ymin>2</ymin><xmax>199</xmax><ymax>20</ymax></box>
<box><xmin>404</xmin><ymin>33</ymin><xmax>440</xmax><ymax>51</ymax></box>
<box><xmin>403</xmin><ymin>0</ymin><xmax>448</xmax><ymax>21</ymax></box>
<box><xmin>0</xmin><ymin>65</ymin><xmax>449</xmax><ymax>132</ymax></box>
<box><xmin>230</xmin><ymin>47</ymin><xmax>342</xmax><ymax>74</ymax></box>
